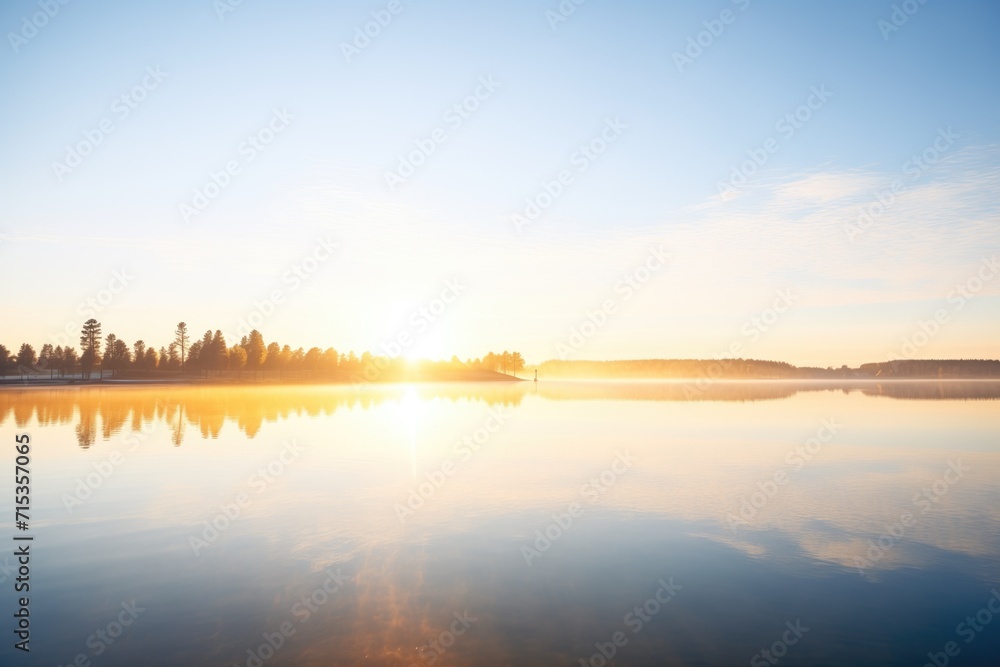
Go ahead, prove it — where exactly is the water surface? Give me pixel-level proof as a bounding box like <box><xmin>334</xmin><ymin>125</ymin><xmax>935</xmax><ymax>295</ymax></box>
<box><xmin>1</xmin><ymin>381</ymin><xmax>998</xmax><ymax>666</ymax></box>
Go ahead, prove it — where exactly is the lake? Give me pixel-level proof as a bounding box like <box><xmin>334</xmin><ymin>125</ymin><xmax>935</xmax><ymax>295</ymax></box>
<box><xmin>1</xmin><ymin>380</ymin><xmax>998</xmax><ymax>666</ymax></box>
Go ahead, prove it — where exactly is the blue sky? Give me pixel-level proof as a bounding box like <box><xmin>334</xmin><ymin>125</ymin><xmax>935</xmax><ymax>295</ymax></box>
<box><xmin>1</xmin><ymin>0</ymin><xmax>998</xmax><ymax>365</ymax></box>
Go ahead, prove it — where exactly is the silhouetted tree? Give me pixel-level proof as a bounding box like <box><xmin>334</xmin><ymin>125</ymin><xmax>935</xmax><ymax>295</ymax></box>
<box><xmin>104</xmin><ymin>334</ymin><xmax>131</xmax><ymax>376</ymax></box>
<box><xmin>263</xmin><ymin>342</ymin><xmax>281</xmax><ymax>369</ymax></box>
<box><xmin>133</xmin><ymin>340</ymin><xmax>146</xmax><ymax>366</ymax></box>
<box><xmin>322</xmin><ymin>348</ymin><xmax>339</xmax><ymax>374</ymax></box>
<box><xmin>228</xmin><ymin>345</ymin><xmax>247</xmax><ymax>370</ymax></box>
<box><xmin>80</xmin><ymin>319</ymin><xmax>102</xmax><ymax>379</ymax></box>
<box><xmin>63</xmin><ymin>347</ymin><xmax>79</xmax><ymax>376</ymax></box>
<box><xmin>511</xmin><ymin>352</ymin><xmax>525</xmax><ymax>378</ymax></box>
<box><xmin>114</xmin><ymin>338</ymin><xmax>131</xmax><ymax>370</ymax></box>
<box><xmin>174</xmin><ymin>322</ymin><xmax>189</xmax><ymax>369</ymax></box>
<box><xmin>51</xmin><ymin>346</ymin><xmax>64</xmax><ymax>375</ymax></box>
<box><xmin>280</xmin><ymin>345</ymin><xmax>293</xmax><ymax>369</ymax></box>
<box><xmin>187</xmin><ymin>340</ymin><xmax>203</xmax><ymax>368</ymax></box>
<box><xmin>342</xmin><ymin>351</ymin><xmax>360</xmax><ymax>375</ymax></box>
<box><xmin>482</xmin><ymin>352</ymin><xmax>499</xmax><ymax>372</ymax></box>
<box><xmin>0</xmin><ymin>344</ymin><xmax>11</xmax><ymax>376</ymax></box>
<box><xmin>16</xmin><ymin>343</ymin><xmax>37</xmax><ymax>369</ymax></box>
<box><xmin>160</xmin><ymin>343</ymin><xmax>181</xmax><ymax>371</ymax></box>
<box><xmin>210</xmin><ymin>331</ymin><xmax>228</xmax><ymax>370</ymax></box>
<box><xmin>245</xmin><ymin>330</ymin><xmax>266</xmax><ymax>370</ymax></box>
<box><xmin>191</xmin><ymin>330</ymin><xmax>212</xmax><ymax>370</ymax></box>
<box><xmin>38</xmin><ymin>343</ymin><xmax>53</xmax><ymax>369</ymax></box>
<box><xmin>167</xmin><ymin>343</ymin><xmax>181</xmax><ymax>370</ymax></box>
<box><xmin>304</xmin><ymin>347</ymin><xmax>322</xmax><ymax>370</ymax></box>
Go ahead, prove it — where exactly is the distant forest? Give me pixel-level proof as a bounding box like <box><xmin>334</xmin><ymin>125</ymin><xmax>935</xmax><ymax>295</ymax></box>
<box><xmin>0</xmin><ymin>319</ymin><xmax>526</xmax><ymax>381</ymax></box>
<box><xmin>534</xmin><ymin>358</ymin><xmax>1000</xmax><ymax>379</ymax></box>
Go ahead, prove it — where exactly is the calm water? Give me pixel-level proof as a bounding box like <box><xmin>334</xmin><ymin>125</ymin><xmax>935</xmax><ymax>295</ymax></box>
<box><xmin>1</xmin><ymin>381</ymin><xmax>998</xmax><ymax>666</ymax></box>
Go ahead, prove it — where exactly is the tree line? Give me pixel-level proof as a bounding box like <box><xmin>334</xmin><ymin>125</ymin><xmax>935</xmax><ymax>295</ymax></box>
<box><xmin>534</xmin><ymin>358</ymin><xmax>1000</xmax><ymax>379</ymax></box>
<box><xmin>0</xmin><ymin>319</ymin><xmax>527</xmax><ymax>379</ymax></box>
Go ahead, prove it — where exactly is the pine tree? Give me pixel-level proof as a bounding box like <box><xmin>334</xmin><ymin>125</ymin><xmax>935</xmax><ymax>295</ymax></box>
<box><xmin>80</xmin><ymin>319</ymin><xmax>102</xmax><ymax>379</ymax></box>
<box><xmin>174</xmin><ymin>322</ymin><xmax>189</xmax><ymax>369</ymax></box>
<box><xmin>16</xmin><ymin>343</ymin><xmax>37</xmax><ymax>369</ymax></box>
<box><xmin>245</xmin><ymin>330</ymin><xmax>266</xmax><ymax>370</ymax></box>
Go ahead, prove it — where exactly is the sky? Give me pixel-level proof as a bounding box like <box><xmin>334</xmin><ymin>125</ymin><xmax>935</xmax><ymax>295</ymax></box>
<box><xmin>1</xmin><ymin>0</ymin><xmax>998</xmax><ymax>367</ymax></box>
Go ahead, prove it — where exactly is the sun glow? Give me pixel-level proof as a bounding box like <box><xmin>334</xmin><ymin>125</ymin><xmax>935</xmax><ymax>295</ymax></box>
<box><xmin>395</xmin><ymin>386</ymin><xmax>423</xmax><ymax>479</ymax></box>
<box><xmin>400</xmin><ymin>333</ymin><xmax>447</xmax><ymax>363</ymax></box>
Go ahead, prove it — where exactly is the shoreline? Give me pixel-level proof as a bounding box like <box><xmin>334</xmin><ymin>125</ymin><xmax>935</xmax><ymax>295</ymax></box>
<box><xmin>2</xmin><ymin>376</ymin><xmax>1000</xmax><ymax>390</ymax></box>
<box><xmin>0</xmin><ymin>370</ymin><xmax>527</xmax><ymax>389</ymax></box>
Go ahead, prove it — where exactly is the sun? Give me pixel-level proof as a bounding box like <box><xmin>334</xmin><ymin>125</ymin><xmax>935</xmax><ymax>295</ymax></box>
<box><xmin>399</xmin><ymin>333</ymin><xmax>446</xmax><ymax>363</ymax></box>
<box><xmin>382</xmin><ymin>300</ymin><xmax>448</xmax><ymax>363</ymax></box>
